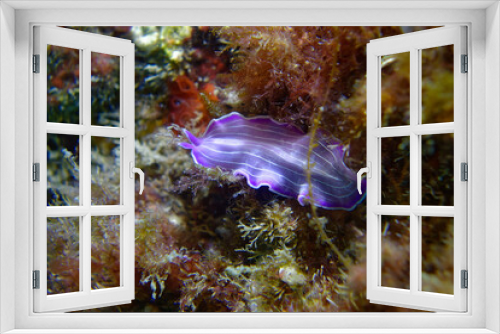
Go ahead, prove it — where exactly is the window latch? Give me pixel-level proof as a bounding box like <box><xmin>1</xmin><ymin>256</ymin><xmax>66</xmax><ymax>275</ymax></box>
<box><xmin>357</xmin><ymin>162</ymin><xmax>371</xmax><ymax>195</ymax></box>
<box><xmin>129</xmin><ymin>161</ymin><xmax>145</xmax><ymax>195</ymax></box>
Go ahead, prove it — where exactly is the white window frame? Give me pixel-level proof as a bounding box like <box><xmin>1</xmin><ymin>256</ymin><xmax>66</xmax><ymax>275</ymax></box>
<box><xmin>1</xmin><ymin>1</ymin><xmax>499</xmax><ymax>333</ymax></box>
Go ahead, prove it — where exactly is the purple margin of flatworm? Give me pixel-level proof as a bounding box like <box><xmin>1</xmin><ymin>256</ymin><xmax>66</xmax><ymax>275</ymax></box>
<box><xmin>179</xmin><ymin>112</ymin><xmax>366</xmax><ymax>211</ymax></box>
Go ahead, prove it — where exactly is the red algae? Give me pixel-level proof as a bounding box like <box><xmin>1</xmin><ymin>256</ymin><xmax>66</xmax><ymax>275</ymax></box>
<box><xmin>215</xmin><ymin>27</ymin><xmax>403</xmax><ymax>132</ymax></box>
<box><xmin>165</xmin><ymin>75</ymin><xmax>212</xmax><ymax>132</ymax></box>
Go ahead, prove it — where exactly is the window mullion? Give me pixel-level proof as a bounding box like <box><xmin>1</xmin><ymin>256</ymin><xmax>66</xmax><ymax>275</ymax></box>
<box><xmin>81</xmin><ymin>213</ymin><xmax>91</xmax><ymax>294</ymax></box>
<box><xmin>82</xmin><ymin>47</ymin><xmax>92</xmax><ymax>294</ymax></box>
<box><xmin>409</xmin><ymin>47</ymin><xmax>420</xmax><ymax>295</ymax></box>
<box><xmin>78</xmin><ymin>48</ymin><xmax>84</xmax><ymax>210</ymax></box>
<box><xmin>416</xmin><ymin>47</ymin><xmax>423</xmax><ymax>297</ymax></box>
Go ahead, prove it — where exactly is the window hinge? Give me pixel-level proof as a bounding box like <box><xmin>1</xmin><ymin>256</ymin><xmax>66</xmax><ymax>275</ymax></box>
<box><xmin>33</xmin><ymin>163</ymin><xmax>40</xmax><ymax>182</ymax></box>
<box><xmin>461</xmin><ymin>162</ymin><xmax>468</xmax><ymax>181</ymax></box>
<box><xmin>461</xmin><ymin>54</ymin><xmax>468</xmax><ymax>73</ymax></box>
<box><xmin>33</xmin><ymin>54</ymin><xmax>40</xmax><ymax>73</ymax></box>
<box><xmin>461</xmin><ymin>270</ymin><xmax>468</xmax><ymax>289</ymax></box>
<box><xmin>33</xmin><ymin>270</ymin><xmax>40</xmax><ymax>289</ymax></box>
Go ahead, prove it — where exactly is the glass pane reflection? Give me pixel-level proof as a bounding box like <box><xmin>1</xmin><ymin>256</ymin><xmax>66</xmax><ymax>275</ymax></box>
<box><xmin>47</xmin><ymin>45</ymin><xmax>80</xmax><ymax>124</ymax></box>
<box><xmin>47</xmin><ymin>134</ymin><xmax>80</xmax><ymax>206</ymax></box>
<box><xmin>421</xmin><ymin>45</ymin><xmax>454</xmax><ymax>124</ymax></box>
<box><xmin>47</xmin><ymin>217</ymin><xmax>80</xmax><ymax>295</ymax></box>
<box><xmin>91</xmin><ymin>137</ymin><xmax>121</xmax><ymax>206</ymax></box>
<box><xmin>421</xmin><ymin>134</ymin><xmax>454</xmax><ymax>206</ymax></box>
<box><xmin>91</xmin><ymin>215</ymin><xmax>121</xmax><ymax>290</ymax></box>
<box><xmin>381</xmin><ymin>52</ymin><xmax>410</xmax><ymax>127</ymax></box>
<box><xmin>381</xmin><ymin>215</ymin><xmax>410</xmax><ymax>290</ymax></box>
<box><xmin>421</xmin><ymin>216</ymin><xmax>454</xmax><ymax>294</ymax></box>
<box><xmin>381</xmin><ymin>136</ymin><xmax>410</xmax><ymax>205</ymax></box>
<box><xmin>91</xmin><ymin>52</ymin><xmax>121</xmax><ymax>127</ymax></box>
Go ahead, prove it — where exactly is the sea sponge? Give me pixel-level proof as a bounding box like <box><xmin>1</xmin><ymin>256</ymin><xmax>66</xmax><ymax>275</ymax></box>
<box><xmin>165</xmin><ymin>75</ymin><xmax>212</xmax><ymax>132</ymax></box>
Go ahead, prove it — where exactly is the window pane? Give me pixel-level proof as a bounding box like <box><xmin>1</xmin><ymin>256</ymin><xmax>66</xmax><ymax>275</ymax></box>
<box><xmin>421</xmin><ymin>45</ymin><xmax>454</xmax><ymax>124</ymax></box>
<box><xmin>91</xmin><ymin>52</ymin><xmax>120</xmax><ymax>127</ymax></box>
<box><xmin>47</xmin><ymin>217</ymin><xmax>80</xmax><ymax>295</ymax></box>
<box><xmin>381</xmin><ymin>136</ymin><xmax>410</xmax><ymax>205</ymax></box>
<box><xmin>381</xmin><ymin>52</ymin><xmax>410</xmax><ymax>127</ymax></box>
<box><xmin>91</xmin><ymin>216</ymin><xmax>121</xmax><ymax>289</ymax></box>
<box><xmin>381</xmin><ymin>215</ymin><xmax>410</xmax><ymax>289</ymax></box>
<box><xmin>421</xmin><ymin>133</ymin><xmax>454</xmax><ymax>206</ymax></box>
<box><xmin>91</xmin><ymin>137</ymin><xmax>121</xmax><ymax>205</ymax></box>
<box><xmin>421</xmin><ymin>217</ymin><xmax>453</xmax><ymax>294</ymax></box>
<box><xmin>47</xmin><ymin>45</ymin><xmax>80</xmax><ymax>124</ymax></box>
<box><xmin>47</xmin><ymin>134</ymin><xmax>80</xmax><ymax>206</ymax></box>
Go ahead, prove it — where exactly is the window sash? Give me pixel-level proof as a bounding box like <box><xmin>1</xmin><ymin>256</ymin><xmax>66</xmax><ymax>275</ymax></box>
<box><xmin>366</xmin><ymin>26</ymin><xmax>468</xmax><ymax>312</ymax></box>
<box><xmin>33</xmin><ymin>26</ymin><xmax>136</xmax><ymax>313</ymax></box>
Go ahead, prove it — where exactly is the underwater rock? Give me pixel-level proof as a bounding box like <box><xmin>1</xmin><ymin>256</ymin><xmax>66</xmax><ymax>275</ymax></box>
<box><xmin>278</xmin><ymin>265</ymin><xmax>307</xmax><ymax>287</ymax></box>
<box><xmin>179</xmin><ymin>112</ymin><xmax>365</xmax><ymax>210</ymax></box>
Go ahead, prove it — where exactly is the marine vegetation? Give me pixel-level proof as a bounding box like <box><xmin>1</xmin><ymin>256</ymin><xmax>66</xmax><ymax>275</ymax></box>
<box><xmin>165</xmin><ymin>75</ymin><xmax>215</xmax><ymax>132</ymax></box>
<box><xmin>44</xmin><ymin>26</ymin><xmax>454</xmax><ymax>312</ymax></box>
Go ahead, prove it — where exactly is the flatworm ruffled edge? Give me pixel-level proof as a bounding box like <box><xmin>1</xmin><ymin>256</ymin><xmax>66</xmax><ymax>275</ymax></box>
<box><xmin>178</xmin><ymin>112</ymin><xmax>365</xmax><ymax>211</ymax></box>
